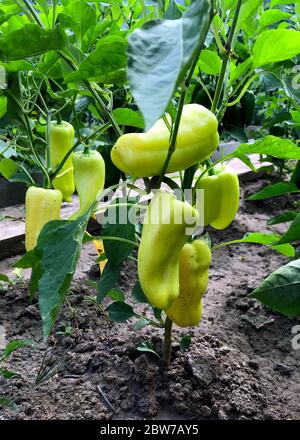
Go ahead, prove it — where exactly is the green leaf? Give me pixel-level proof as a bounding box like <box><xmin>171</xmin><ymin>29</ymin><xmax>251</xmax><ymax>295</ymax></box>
<box><xmin>241</xmin><ymin>232</ymin><xmax>295</xmax><ymax>257</ymax></box>
<box><xmin>260</xmin><ymin>9</ymin><xmax>292</xmax><ymax>28</ymax></box>
<box><xmin>127</xmin><ymin>0</ymin><xmax>213</xmax><ymax>129</ymax></box>
<box><xmin>0</xmin><ymin>60</ymin><xmax>33</xmax><ymax>72</ymax></box>
<box><xmin>0</xmin><ymin>24</ymin><xmax>66</xmax><ymax>61</ymax></box>
<box><xmin>267</xmin><ymin>211</ymin><xmax>298</xmax><ymax>226</ymax></box>
<box><xmin>251</xmin><ymin>259</ymin><xmax>300</xmax><ymax>317</ymax></box>
<box><xmin>97</xmin><ymin>263</ymin><xmax>122</xmax><ymax>302</ymax></box>
<box><xmin>252</xmin><ymin>30</ymin><xmax>300</xmax><ymax>68</ymax></box>
<box><xmin>0</xmin><ymin>339</ymin><xmax>35</xmax><ymax>361</ymax></box>
<box><xmin>0</xmin><ymin>396</ymin><xmax>16</xmax><ymax>410</ymax></box>
<box><xmin>133</xmin><ymin>319</ymin><xmax>150</xmax><ymax>331</ymax></box>
<box><xmin>132</xmin><ymin>281</ymin><xmax>149</xmax><ymax>304</ymax></box>
<box><xmin>232</xmin><ymin>136</ymin><xmax>300</xmax><ymax>160</ymax></box>
<box><xmin>102</xmin><ymin>197</ymin><xmax>137</xmax><ymax>269</ymax></box>
<box><xmin>198</xmin><ymin>49</ymin><xmax>221</xmax><ymax>75</ymax></box>
<box><xmin>6</xmin><ymin>72</ymin><xmax>26</xmax><ymax>129</ymax></box>
<box><xmin>281</xmin><ymin>68</ymin><xmax>300</xmax><ymax>105</ymax></box>
<box><xmin>112</xmin><ymin>108</ymin><xmax>145</xmax><ymax>129</ymax></box>
<box><xmin>15</xmin><ymin>211</ymin><xmax>91</xmax><ymax>340</ymax></box>
<box><xmin>270</xmin><ymin>0</ymin><xmax>297</xmax><ymax>6</ymax></box>
<box><xmin>165</xmin><ymin>0</ymin><xmax>182</xmax><ymax>19</ymax></box>
<box><xmin>277</xmin><ymin>214</ymin><xmax>300</xmax><ymax>244</ymax></box>
<box><xmin>137</xmin><ymin>341</ymin><xmax>160</xmax><ymax>357</ymax></box>
<box><xmin>61</xmin><ymin>0</ymin><xmax>96</xmax><ymax>40</ymax></box>
<box><xmin>247</xmin><ymin>182</ymin><xmax>299</xmax><ymax>200</ymax></box>
<box><xmin>66</xmin><ymin>35</ymin><xmax>127</xmax><ymax>84</ymax></box>
<box><xmin>230</xmin><ymin>58</ymin><xmax>253</xmax><ymax>86</ymax></box>
<box><xmin>0</xmin><ymin>368</ymin><xmax>19</xmax><ymax>379</ymax></box>
<box><xmin>0</xmin><ymin>158</ymin><xmax>18</xmax><ymax>179</ymax></box>
<box><xmin>106</xmin><ymin>301</ymin><xmax>136</xmax><ymax>322</ymax></box>
<box><xmin>263</xmin><ymin>111</ymin><xmax>291</xmax><ymax>129</ymax></box>
<box><xmin>107</xmin><ymin>288</ymin><xmax>125</xmax><ymax>302</ymax></box>
<box><xmin>220</xmin><ymin>232</ymin><xmax>295</xmax><ymax>257</ymax></box>
<box><xmin>0</xmin><ymin>274</ymin><xmax>10</xmax><ymax>283</ymax></box>
<box><xmin>179</xmin><ymin>334</ymin><xmax>192</xmax><ymax>350</ymax></box>
<box><xmin>0</xmin><ymin>96</ymin><xmax>7</xmax><ymax>118</ymax></box>
<box><xmin>237</xmin><ymin>0</ymin><xmax>263</xmax><ymax>35</ymax></box>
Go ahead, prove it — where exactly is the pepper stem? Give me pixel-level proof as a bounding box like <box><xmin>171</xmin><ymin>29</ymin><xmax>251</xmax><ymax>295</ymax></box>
<box><xmin>56</xmin><ymin>112</ymin><xmax>62</xmax><ymax>125</ymax></box>
<box><xmin>83</xmin><ymin>145</ymin><xmax>90</xmax><ymax>155</ymax></box>
<box><xmin>163</xmin><ymin>316</ymin><xmax>173</xmax><ymax>367</ymax></box>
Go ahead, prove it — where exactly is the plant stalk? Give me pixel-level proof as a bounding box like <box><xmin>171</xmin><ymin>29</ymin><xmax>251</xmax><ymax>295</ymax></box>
<box><xmin>210</xmin><ymin>0</ymin><xmax>243</xmax><ymax>114</ymax></box>
<box><xmin>163</xmin><ymin>316</ymin><xmax>173</xmax><ymax>367</ymax></box>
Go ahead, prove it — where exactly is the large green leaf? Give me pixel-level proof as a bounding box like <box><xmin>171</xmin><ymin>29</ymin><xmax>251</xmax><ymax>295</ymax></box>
<box><xmin>127</xmin><ymin>0</ymin><xmax>213</xmax><ymax>129</ymax></box>
<box><xmin>251</xmin><ymin>259</ymin><xmax>300</xmax><ymax>316</ymax></box>
<box><xmin>247</xmin><ymin>182</ymin><xmax>300</xmax><ymax>200</ymax></box>
<box><xmin>231</xmin><ymin>136</ymin><xmax>300</xmax><ymax>160</ymax></box>
<box><xmin>66</xmin><ymin>35</ymin><xmax>127</xmax><ymax>83</ymax></box>
<box><xmin>0</xmin><ymin>24</ymin><xmax>66</xmax><ymax>61</ymax></box>
<box><xmin>217</xmin><ymin>232</ymin><xmax>295</xmax><ymax>257</ymax></box>
<box><xmin>252</xmin><ymin>30</ymin><xmax>300</xmax><ymax>67</ymax></box>
<box><xmin>15</xmin><ymin>212</ymin><xmax>91</xmax><ymax>340</ymax></box>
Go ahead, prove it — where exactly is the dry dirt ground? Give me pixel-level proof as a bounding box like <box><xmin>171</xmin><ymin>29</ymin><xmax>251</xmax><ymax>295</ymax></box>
<box><xmin>0</xmin><ymin>174</ymin><xmax>300</xmax><ymax>420</ymax></box>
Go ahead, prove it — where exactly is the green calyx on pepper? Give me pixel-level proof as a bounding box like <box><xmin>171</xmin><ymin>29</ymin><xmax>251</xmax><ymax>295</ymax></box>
<box><xmin>50</xmin><ymin>120</ymin><xmax>75</xmax><ymax>203</ymax></box>
<box><xmin>196</xmin><ymin>165</ymin><xmax>239</xmax><ymax>230</ymax></box>
<box><xmin>70</xmin><ymin>148</ymin><xmax>105</xmax><ymax>220</ymax></box>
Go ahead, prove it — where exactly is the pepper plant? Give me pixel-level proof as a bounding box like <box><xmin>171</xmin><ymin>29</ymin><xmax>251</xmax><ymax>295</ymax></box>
<box><xmin>0</xmin><ymin>0</ymin><xmax>300</xmax><ymax>365</ymax></box>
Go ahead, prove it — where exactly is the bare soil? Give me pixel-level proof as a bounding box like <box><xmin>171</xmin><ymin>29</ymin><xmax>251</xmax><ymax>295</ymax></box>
<box><xmin>0</xmin><ymin>175</ymin><xmax>300</xmax><ymax>420</ymax></box>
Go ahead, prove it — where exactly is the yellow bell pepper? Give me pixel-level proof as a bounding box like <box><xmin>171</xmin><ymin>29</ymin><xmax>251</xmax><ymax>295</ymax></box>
<box><xmin>166</xmin><ymin>239</ymin><xmax>211</xmax><ymax>327</ymax></box>
<box><xmin>196</xmin><ymin>165</ymin><xmax>239</xmax><ymax>230</ymax></box>
<box><xmin>111</xmin><ymin>104</ymin><xmax>219</xmax><ymax>178</ymax></box>
<box><xmin>138</xmin><ymin>191</ymin><xmax>199</xmax><ymax>310</ymax></box>
<box><xmin>50</xmin><ymin>121</ymin><xmax>75</xmax><ymax>202</ymax></box>
<box><xmin>25</xmin><ymin>186</ymin><xmax>62</xmax><ymax>251</ymax></box>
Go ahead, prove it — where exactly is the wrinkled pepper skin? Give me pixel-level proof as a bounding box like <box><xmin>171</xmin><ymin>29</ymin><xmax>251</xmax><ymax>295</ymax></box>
<box><xmin>138</xmin><ymin>191</ymin><xmax>199</xmax><ymax>310</ymax></box>
<box><xmin>25</xmin><ymin>186</ymin><xmax>62</xmax><ymax>251</ymax></box>
<box><xmin>70</xmin><ymin>149</ymin><xmax>105</xmax><ymax>220</ymax></box>
<box><xmin>50</xmin><ymin>121</ymin><xmax>75</xmax><ymax>202</ymax></box>
<box><xmin>111</xmin><ymin>104</ymin><xmax>219</xmax><ymax>178</ymax></box>
<box><xmin>196</xmin><ymin>165</ymin><xmax>239</xmax><ymax>230</ymax></box>
<box><xmin>166</xmin><ymin>239</ymin><xmax>211</xmax><ymax>327</ymax></box>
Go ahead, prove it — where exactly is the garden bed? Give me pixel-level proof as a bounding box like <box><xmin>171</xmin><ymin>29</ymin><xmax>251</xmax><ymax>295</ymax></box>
<box><xmin>0</xmin><ymin>175</ymin><xmax>300</xmax><ymax>420</ymax></box>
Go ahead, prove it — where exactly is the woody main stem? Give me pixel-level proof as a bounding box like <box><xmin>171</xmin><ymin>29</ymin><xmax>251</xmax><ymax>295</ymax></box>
<box><xmin>163</xmin><ymin>316</ymin><xmax>173</xmax><ymax>367</ymax></box>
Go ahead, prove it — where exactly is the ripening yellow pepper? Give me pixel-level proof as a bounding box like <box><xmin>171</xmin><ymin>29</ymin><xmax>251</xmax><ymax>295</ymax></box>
<box><xmin>111</xmin><ymin>104</ymin><xmax>219</xmax><ymax>178</ymax></box>
<box><xmin>138</xmin><ymin>191</ymin><xmax>199</xmax><ymax>310</ymax></box>
<box><xmin>25</xmin><ymin>186</ymin><xmax>62</xmax><ymax>251</ymax></box>
<box><xmin>166</xmin><ymin>239</ymin><xmax>211</xmax><ymax>327</ymax></box>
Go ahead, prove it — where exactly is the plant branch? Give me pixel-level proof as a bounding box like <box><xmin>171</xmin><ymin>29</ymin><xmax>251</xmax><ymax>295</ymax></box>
<box><xmin>22</xmin><ymin>0</ymin><xmax>45</xmax><ymax>28</ymax></box>
<box><xmin>156</xmin><ymin>5</ymin><xmax>215</xmax><ymax>188</ymax></box>
<box><xmin>163</xmin><ymin>316</ymin><xmax>173</xmax><ymax>367</ymax></box>
<box><xmin>51</xmin><ymin>122</ymin><xmax>110</xmax><ymax>179</ymax></box>
<box><xmin>210</xmin><ymin>0</ymin><xmax>243</xmax><ymax>114</ymax></box>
